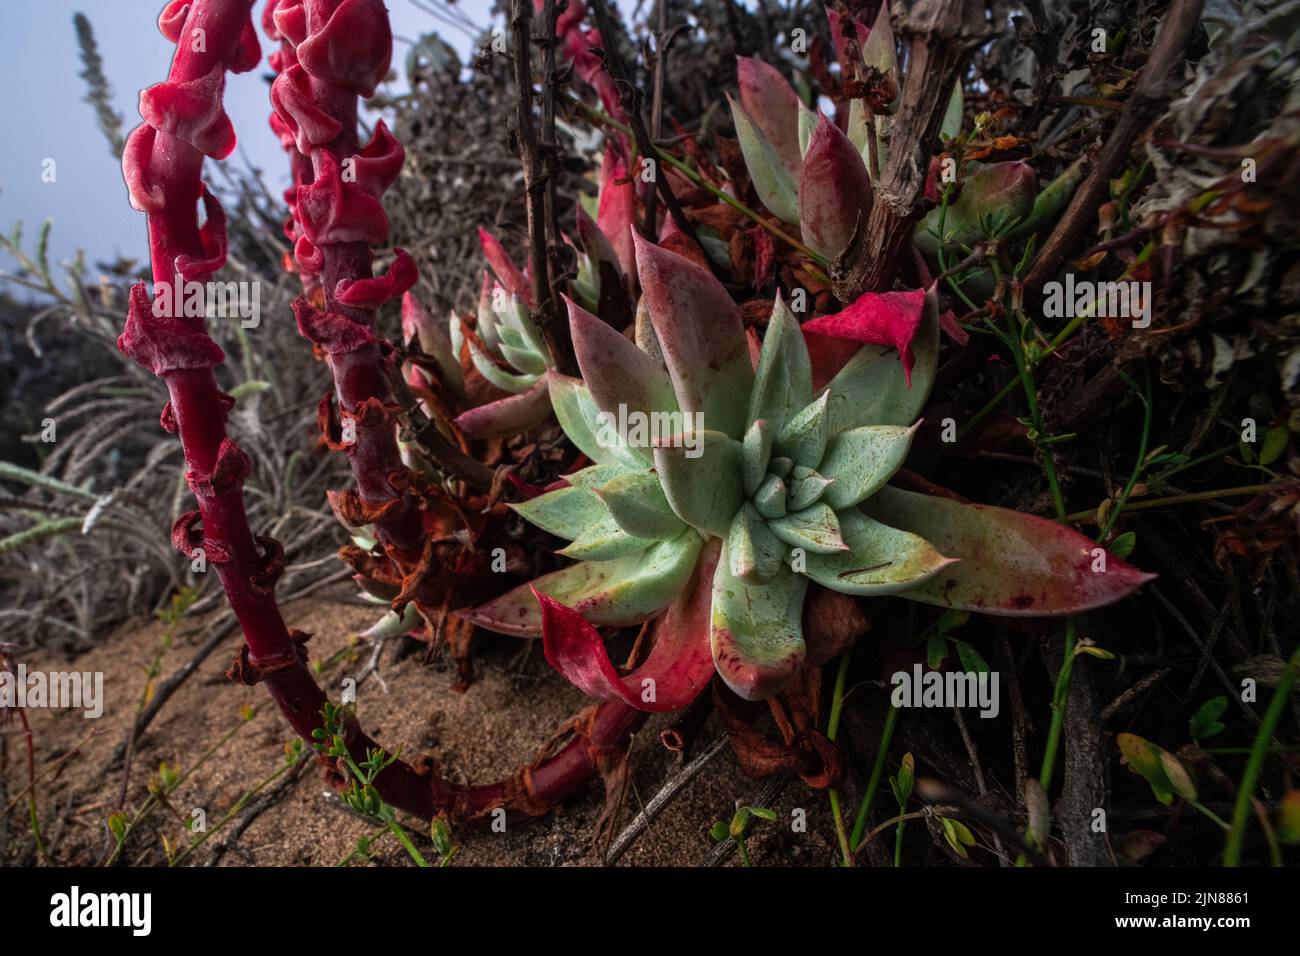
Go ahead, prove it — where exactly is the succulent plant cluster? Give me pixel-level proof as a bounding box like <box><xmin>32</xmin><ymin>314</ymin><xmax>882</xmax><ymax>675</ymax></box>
<box><xmin>464</xmin><ymin>236</ymin><xmax>1151</xmax><ymax>704</ymax></box>
<box><xmin>115</xmin><ymin>0</ymin><xmax>1163</xmax><ymax>831</ymax></box>
<box><xmin>427</xmin><ymin>150</ymin><xmax>636</xmax><ymax>438</ymax></box>
<box><xmin>446</xmin><ymin>230</ymin><xmax>557</xmax><ymax>438</ymax></box>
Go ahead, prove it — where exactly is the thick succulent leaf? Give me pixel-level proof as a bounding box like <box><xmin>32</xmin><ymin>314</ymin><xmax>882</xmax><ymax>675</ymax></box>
<box><xmin>547</xmin><ymin>371</ymin><xmax>647</xmax><ymax>468</ymax></box>
<box><xmin>594</xmin><ymin>470</ymin><xmax>687</xmax><ymax>540</ymax></box>
<box><xmin>634</xmin><ymin>297</ymin><xmax>667</xmax><ymax>369</ymax></box>
<box><xmin>748</xmin><ymin>292</ymin><xmax>813</xmax><ymax>437</ymax></box>
<box><xmin>559</xmin><ymin>515</ymin><xmax>659</xmax><ymax>561</ymax></box>
<box><xmin>510</xmin><ymin>485</ymin><xmax>608</xmax><ymax>542</ymax></box>
<box><xmin>467</xmin><ymin>336</ymin><xmax>540</xmax><ymax>394</ymax></box>
<box><xmin>576</xmin><ymin>206</ymin><xmax>634</xmax><ymax>325</ymax></box>
<box><xmin>652</xmin><ymin>429</ymin><xmax>744</xmax><ymax>538</ymax></box>
<box><xmin>753</xmin><ymin>474</ymin><xmax>788</xmax><ymax>519</ymax></box>
<box><xmin>863</xmin><ymin>486</ymin><xmax>1156</xmax><ymax>615</ymax></box>
<box><xmin>787</xmin><ymin>466</ymin><xmax>833</xmax><ymax>511</ymax></box>
<box><xmin>818</xmin><ymin>423</ymin><xmax>917</xmax><ymax>509</ymax></box>
<box><xmin>801</xmin><ymin>509</ymin><xmax>954</xmax><ymax>595</ymax></box>
<box><xmin>499</xmin><ymin>342</ymin><xmax>548</xmax><ymax>375</ymax></box>
<box><xmin>941</xmin><ymin>79</ymin><xmax>964</xmax><ymax>140</ymax></box>
<box><xmin>597</xmin><ymin>145</ymin><xmax>638</xmax><ymax>289</ymax></box>
<box><xmin>634</xmin><ymin>237</ymin><xmax>754</xmax><ymax>439</ymax></box>
<box><xmin>460</xmin><ymin>530</ymin><xmax>704</xmax><ymax>636</ymax></box>
<box><xmin>844</xmin><ymin>15</ymin><xmax>894</xmax><ymax>172</ymax></box>
<box><xmin>742</xmin><ymin>419</ymin><xmax>773</xmax><ymax>496</ymax></box>
<box><xmin>501</xmin><ymin>295</ymin><xmax>549</xmax><ymax>359</ymax></box>
<box><xmin>401</xmin><ymin>292</ymin><xmax>463</xmax><ymax>395</ymax></box>
<box><xmin>360</xmin><ymin>601</ymin><xmax>423</xmax><ymax>640</ymax></box>
<box><xmin>726</xmin><ymin>503</ymin><xmax>784</xmax><ymax>584</ymax></box>
<box><xmin>711</xmin><ymin>554</ymin><xmax>808</xmax><ymax>700</ymax></box>
<box><xmin>478</xmin><ymin>226</ymin><xmax>532</xmax><ymax>304</ymax></box>
<box><xmin>454</xmin><ymin>378</ymin><xmax>551</xmax><ymax>438</ymax></box>
<box><xmin>477</xmin><ymin>299</ymin><xmax>502</xmax><ymax>355</ymax></box>
<box><xmin>567</xmin><ymin>296</ymin><xmax>678</xmax><ymax>436</ymax></box>
<box><xmin>818</xmin><ymin>284</ymin><xmax>940</xmax><ymax>434</ymax></box>
<box><xmin>1006</xmin><ymin>156</ymin><xmax>1088</xmax><ymax>242</ymax></box>
<box><xmin>564</xmin><ymin>462</ymin><xmax>635</xmax><ymax>490</ymax></box>
<box><xmin>798</xmin><ymin>100</ymin><xmax>818</xmax><ymax>157</ymax></box>
<box><xmin>846</xmin><ymin>97</ymin><xmax>870</xmax><ymax>156</ymax></box>
<box><xmin>728</xmin><ymin>94</ymin><xmax>800</xmax><ymax>226</ymax></box>
<box><xmin>767</xmin><ymin>502</ymin><xmax>847</xmax><ymax>554</ymax></box>
<box><xmin>537</xmin><ymin>540</ymin><xmax>720</xmax><ymax>712</ymax></box>
<box><xmin>470</xmin><ymin>272</ymin><xmax>503</xmax><ymax>348</ymax></box>
<box><xmin>504</xmin><ymin>470</ymin><xmax>642</xmax><ymax>563</ymax></box>
<box><xmin>775</xmin><ymin>391</ymin><xmax>831</xmax><ymax>468</ymax></box>
<box><xmin>799</xmin><ymin>112</ymin><xmax>874</xmax><ymax>262</ymax></box>
<box><xmin>735</xmin><ymin>56</ymin><xmax>803</xmax><ymax>179</ymax></box>
<box><xmin>575</xmin><ymin>205</ymin><xmax>618</xmax><ymax>282</ymax></box>
<box><xmin>496</xmin><ymin>323</ymin><xmax>525</xmax><ymax>351</ymax></box>
<box><xmin>449</xmin><ymin>312</ymin><xmax>465</xmax><ymax>361</ymax></box>
<box><xmin>768</xmin><ymin>456</ymin><xmax>793</xmax><ymax>479</ymax></box>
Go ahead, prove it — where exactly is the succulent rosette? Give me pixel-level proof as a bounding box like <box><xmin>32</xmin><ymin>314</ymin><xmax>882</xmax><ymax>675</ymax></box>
<box><xmin>452</xmin><ymin>161</ymin><xmax>634</xmax><ymax>439</ymax></box>
<box><xmin>463</xmin><ymin>236</ymin><xmax>1153</xmax><ymax>704</ymax></box>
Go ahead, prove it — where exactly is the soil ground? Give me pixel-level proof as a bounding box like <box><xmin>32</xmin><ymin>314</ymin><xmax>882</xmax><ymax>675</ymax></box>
<box><xmin>0</xmin><ymin>587</ymin><xmax>837</xmax><ymax>867</ymax></box>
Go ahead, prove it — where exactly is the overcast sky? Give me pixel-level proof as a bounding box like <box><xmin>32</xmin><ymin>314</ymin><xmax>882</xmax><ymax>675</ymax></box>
<box><xmin>0</xmin><ymin>0</ymin><xmax>640</xmax><ymax>288</ymax></box>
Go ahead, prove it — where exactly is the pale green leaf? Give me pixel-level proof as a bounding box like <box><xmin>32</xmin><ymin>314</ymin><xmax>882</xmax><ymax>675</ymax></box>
<box><xmin>594</xmin><ymin>471</ymin><xmax>686</xmax><ymax>541</ymax></box>
<box><xmin>800</xmin><ymin>508</ymin><xmax>952</xmax><ymax>594</ymax></box>
<box><xmin>767</xmin><ymin>502</ymin><xmax>846</xmax><ymax>554</ymax></box>
<box><xmin>774</xmin><ymin>391</ymin><xmax>830</xmax><ymax>468</ymax></box>
<box><xmin>652</xmin><ymin>429</ymin><xmax>745</xmax><ymax>538</ymax></box>
<box><xmin>710</xmin><ymin>554</ymin><xmax>807</xmax><ymax>700</ymax></box>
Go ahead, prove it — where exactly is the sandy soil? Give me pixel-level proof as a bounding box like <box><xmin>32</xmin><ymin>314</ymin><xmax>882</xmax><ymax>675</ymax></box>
<box><xmin>1</xmin><ymin>588</ymin><xmax>837</xmax><ymax>867</ymax></box>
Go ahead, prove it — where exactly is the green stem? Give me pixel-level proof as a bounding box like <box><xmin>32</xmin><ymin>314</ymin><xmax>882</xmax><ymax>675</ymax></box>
<box><xmin>334</xmin><ymin>826</ymin><xmax>390</xmax><ymax>867</ymax></box>
<box><xmin>1062</xmin><ymin>483</ymin><xmax>1286</xmax><ymax>525</ymax></box>
<box><xmin>1189</xmin><ymin>799</ymin><xmax>1231</xmax><ymax>832</ymax></box>
<box><xmin>1096</xmin><ymin>363</ymin><xmax>1153</xmax><ymax>541</ymax></box>
<box><xmin>387</xmin><ymin>818</ymin><xmax>429</xmax><ymax>868</ymax></box>
<box><xmin>169</xmin><ymin>747</ymin><xmax>305</xmax><ymax>867</ymax></box>
<box><xmin>827</xmin><ymin>650</ymin><xmax>854</xmax><ymax>867</ymax></box>
<box><xmin>934</xmin><ymin>187</ymin><xmax>982</xmax><ymax>313</ymax></box>
<box><xmin>849</xmin><ymin>705</ymin><xmax>899</xmax><ymax>851</ymax></box>
<box><xmin>1036</xmin><ymin>620</ymin><xmax>1076</xmax><ymax>793</ymax></box>
<box><xmin>104</xmin><ymin>709</ymin><xmax>258</xmax><ymax>866</ymax></box>
<box><xmin>1223</xmin><ymin>641</ymin><xmax>1300</xmax><ymax>865</ymax></box>
<box><xmin>1152</xmin><ymin>442</ymin><xmax>1236</xmax><ymax>484</ymax></box>
<box><xmin>1006</xmin><ymin>321</ymin><xmax>1066</xmax><ymax>521</ymax></box>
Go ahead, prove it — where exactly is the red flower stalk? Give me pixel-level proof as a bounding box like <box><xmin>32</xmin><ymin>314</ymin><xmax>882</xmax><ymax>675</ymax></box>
<box><xmin>262</xmin><ymin>0</ymin><xmax>317</xmax><ymax>295</ymax></box>
<box><xmin>118</xmin><ymin>0</ymin><xmax>641</xmax><ymax>826</ymax></box>
<box><xmin>118</xmin><ymin>0</ymin><xmax>445</xmax><ymax>818</ymax></box>
<box><xmin>267</xmin><ymin>0</ymin><xmax>427</xmax><ymax>572</ymax></box>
